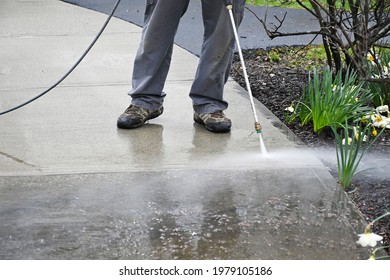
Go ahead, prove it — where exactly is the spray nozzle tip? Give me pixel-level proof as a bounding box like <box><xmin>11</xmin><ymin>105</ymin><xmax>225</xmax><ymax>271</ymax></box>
<box><xmin>254</xmin><ymin>122</ymin><xmax>262</xmax><ymax>133</ymax></box>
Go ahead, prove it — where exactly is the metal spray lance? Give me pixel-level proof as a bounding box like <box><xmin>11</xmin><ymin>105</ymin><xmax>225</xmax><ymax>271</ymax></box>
<box><xmin>224</xmin><ymin>0</ymin><xmax>262</xmax><ymax>134</ymax></box>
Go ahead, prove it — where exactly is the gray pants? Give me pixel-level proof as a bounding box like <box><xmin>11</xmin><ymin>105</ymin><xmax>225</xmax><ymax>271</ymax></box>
<box><xmin>129</xmin><ymin>0</ymin><xmax>246</xmax><ymax>113</ymax></box>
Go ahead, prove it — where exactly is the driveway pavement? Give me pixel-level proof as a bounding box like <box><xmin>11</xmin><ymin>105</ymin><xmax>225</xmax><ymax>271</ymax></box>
<box><xmin>62</xmin><ymin>0</ymin><xmax>323</xmax><ymax>56</ymax></box>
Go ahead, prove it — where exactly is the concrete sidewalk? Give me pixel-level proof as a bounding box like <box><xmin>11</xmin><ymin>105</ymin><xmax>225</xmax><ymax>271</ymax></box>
<box><xmin>0</xmin><ymin>0</ymin><xmax>369</xmax><ymax>259</ymax></box>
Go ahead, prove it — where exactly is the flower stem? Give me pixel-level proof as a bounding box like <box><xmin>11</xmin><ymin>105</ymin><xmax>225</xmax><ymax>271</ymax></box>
<box><xmin>365</xmin><ymin>212</ymin><xmax>390</xmax><ymax>233</ymax></box>
<box><xmin>369</xmin><ymin>245</ymin><xmax>390</xmax><ymax>259</ymax></box>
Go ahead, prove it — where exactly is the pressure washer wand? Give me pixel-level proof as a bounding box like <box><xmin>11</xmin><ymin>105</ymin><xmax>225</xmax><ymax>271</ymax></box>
<box><xmin>225</xmin><ymin>2</ymin><xmax>262</xmax><ymax>134</ymax></box>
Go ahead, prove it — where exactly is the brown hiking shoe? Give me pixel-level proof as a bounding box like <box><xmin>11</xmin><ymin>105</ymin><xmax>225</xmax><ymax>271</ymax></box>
<box><xmin>194</xmin><ymin>111</ymin><xmax>231</xmax><ymax>133</ymax></box>
<box><xmin>117</xmin><ymin>105</ymin><xmax>163</xmax><ymax>129</ymax></box>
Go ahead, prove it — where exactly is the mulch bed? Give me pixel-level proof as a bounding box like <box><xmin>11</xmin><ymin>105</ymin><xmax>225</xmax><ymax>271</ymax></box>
<box><xmin>230</xmin><ymin>47</ymin><xmax>390</xmax><ymax>255</ymax></box>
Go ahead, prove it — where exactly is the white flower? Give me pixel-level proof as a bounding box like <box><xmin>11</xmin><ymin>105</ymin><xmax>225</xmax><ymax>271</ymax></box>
<box><xmin>342</xmin><ymin>137</ymin><xmax>352</xmax><ymax>145</ymax></box>
<box><xmin>372</xmin><ymin>114</ymin><xmax>390</xmax><ymax>128</ymax></box>
<box><xmin>383</xmin><ymin>65</ymin><xmax>388</xmax><ymax>77</ymax></box>
<box><xmin>356</xmin><ymin>232</ymin><xmax>383</xmax><ymax>247</ymax></box>
<box><xmin>285</xmin><ymin>106</ymin><xmax>294</xmax><ymax>113</ymax></box>
<box><xmin>375</xmin><ymin>120</ymin><xmax>388</xmax><ymax>128</ymax></box>
<box><xmin>376</xmin><ymin>105</ymin><xmax>389</xmax><ymax>114</ymax></box>
<box><xmin>353</xmin><ymin>127</ymin><xmax>367</xmax><ymax>142</ymax></box>
<box><xmin>361</xmin><ymin>114</ymin><xmax>371</xmax><ymax>123</ymax></box>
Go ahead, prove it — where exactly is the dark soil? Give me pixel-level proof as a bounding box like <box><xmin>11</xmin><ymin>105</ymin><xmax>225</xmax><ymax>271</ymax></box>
<box><xmin>230</xmin><ymin>47</ymin><xmax>390</xmax><ymax>255</ymax></box>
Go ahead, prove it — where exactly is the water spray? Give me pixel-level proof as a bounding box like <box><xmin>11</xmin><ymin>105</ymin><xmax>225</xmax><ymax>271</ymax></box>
<box><xmin>225</xmin><ymin>1</ymin><xmax>266</xmax><ymax>153</ymax></box>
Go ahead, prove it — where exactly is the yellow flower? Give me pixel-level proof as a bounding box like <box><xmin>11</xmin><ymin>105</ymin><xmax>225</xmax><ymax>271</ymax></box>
<box><xmin>372</xmin><ymin>128</ymin><xmax>378</xmax><ymax>137</ymax></box>
<box><xmin>367</xmin><ymin>53</ymin><xmax>374</xmax><ymax>61</ymax></box>
<box><xmin>361</xmin><ymin>114</ymin><xmax>371</xmax><ymax>123</ymax></box>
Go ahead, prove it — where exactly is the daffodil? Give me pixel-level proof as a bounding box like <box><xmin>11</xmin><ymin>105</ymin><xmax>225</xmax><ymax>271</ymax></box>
<box><xmin>352</xmin><ymin>127</ymin><xmax>367</xmax><ymax>142</ymax></box>
<box><xmin>376</xmin><ymin>105</ymin><xmax>389</xmax><ymax>114</ymax></box>
<box><xmin>366</xmin><ymin>52</ymin><xmax>378</xmax><ymax>66</ymax></box>
<box><xmin>372</xmin><ymin>128</ymin><xmax>378</xmax><ymax>137</ymax></box>
<box><xmin>285</xmin><ymin>106</ymin><xmax>294</xmax><ymax>113</ymax></box>
<box><xmin>360</xmin><ymin>114</ymin><xmax>371</xmax><ymax>123</ymax></box>
<box><xmin>383</xmin><ymin>65</ymin><xmax>388</xmax><ymax>77</ymax></box>
<box><xmin>356</xmin><ymin>232</ymin><xmax>383</xmax><ymax>247</ymax></box>
<box><xmin>372</xmin><ymin>114</ymin><xmax>388</xmax><ymax>128</ymax></box>
<box><xmin>367</xmin><ymin>52</ymin><xmax>375</xmax><ymax>62</ymax></box>
<box><xmin>372</xmin><ymin>114</ymin><xmax>390</xmax><ymax>128</ymax></box>
<box><xmin>342</xmin><ymin>137</ymin><xmax>352</xmax><ymax>145</ymax></box>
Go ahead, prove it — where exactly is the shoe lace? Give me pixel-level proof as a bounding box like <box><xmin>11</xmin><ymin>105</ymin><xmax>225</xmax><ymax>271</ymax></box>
<box><xmin>210</xmin><ymin>111</ymin><xmax>224</xmax><ymax>118</ymax></box>
<box><xmin>125</xmin><ymin>105</ymin><xmax>140</xmax><ymax>114</ymax></box>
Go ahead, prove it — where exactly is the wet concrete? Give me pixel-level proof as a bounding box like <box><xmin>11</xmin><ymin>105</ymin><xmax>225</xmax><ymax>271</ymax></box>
<box><xmin>0</xmin><ymin>0</ymin><xmax>370</xmax><ymax>259</ymax></box>
<box><xmin>0</xmin><ymin>168</ymin><xmax>367</xmax><ymax>260</ymax></box>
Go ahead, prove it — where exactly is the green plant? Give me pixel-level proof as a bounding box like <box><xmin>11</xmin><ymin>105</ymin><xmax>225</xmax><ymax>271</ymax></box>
<box><xmin>302</xmin><ymin>45</ymin><xmax>328</xmax><ymax>70</ymax></box>
<box><xmin>286</xmin><ymin>45</ymin><xmax>328</xmax><ymax>70</ymax></box>
<box><xmin>292</xmin><ymin>67</ymin><xmax>373</xmax><ymax>133</ymax></box>
<box><xmin>331</xmin><ymin>121</ymin><xmax>383</xmax><ymax>189</ymax></box>
<box><xmin>269</xmin><ymin>52</ymin><xmax>281</xmax><ymax>62</ymax></box>
<box><xmin>248</xmin><ymin>0</ymin><xmax>322</xmax><ymax>9</ymax></box>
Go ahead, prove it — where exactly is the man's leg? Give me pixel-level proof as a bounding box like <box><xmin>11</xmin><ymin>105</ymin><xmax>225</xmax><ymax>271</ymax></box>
<box><xmin>191</xmin><ymin>0</ymin><xmax>246</xmax><ymax>132</ymax></box>
<box><xmin>118</xmin><ymin>0</ymin><xmax>189</xmax><ymax>129</ymax></box>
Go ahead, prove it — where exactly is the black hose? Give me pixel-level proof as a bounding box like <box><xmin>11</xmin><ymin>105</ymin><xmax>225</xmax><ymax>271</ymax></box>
<box><xmin>0</xmin><ymin>0</ymin><xmax>122</xmax><ymax>116</ymax></box>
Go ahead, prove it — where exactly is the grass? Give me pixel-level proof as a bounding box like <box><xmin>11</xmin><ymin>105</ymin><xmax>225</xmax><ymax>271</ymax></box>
<box><xmin>248</xmin><ymin>0</ymin><xmax>337</xmax><ymax>9</ymax></box>
<box><xmin>248</xmin><ymin>0</ymin><xmax>313</xmax><ymax>9</ymax></box>
<box><xmin>255</xmin><ymin>46</ymin><xmax>328</xmax><ymax>70</ymax></box>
